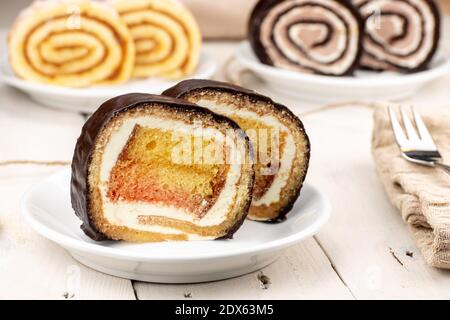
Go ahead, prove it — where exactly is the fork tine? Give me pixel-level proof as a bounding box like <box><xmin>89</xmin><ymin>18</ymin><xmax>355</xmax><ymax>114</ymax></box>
<box><xmin>400</xmin><ymin>106</ymin><xmax>420</xmax><ymax>141</ymax></box>
<box><xmin>388</xmin><ymin>106</ymin><xmax>408</xmax><ymax>147</ymax></box>
<box><xmin>411</xmin><ymin>106</ymin><xmax>437</xmax><ymax>146</ymax></box>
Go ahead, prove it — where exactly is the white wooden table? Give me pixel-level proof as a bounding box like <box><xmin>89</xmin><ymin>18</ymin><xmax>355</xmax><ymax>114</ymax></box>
<box><xmin>1</xmin><ymin>27</ymin><xmax>450</xmax><ymax>299</ymax></box>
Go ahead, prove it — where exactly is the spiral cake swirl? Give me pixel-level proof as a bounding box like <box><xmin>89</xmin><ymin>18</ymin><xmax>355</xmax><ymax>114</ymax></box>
<box><xmin>353</xmin><ymin>0</ymin><xmax>440</xmax><ymax>72</ymax></box>
<box><xmin>112</xmin><ymin>0</ymin><xmax>202</xmax><ymax>79</ymax></box>
<box><xmin>248</xmin><ymin>0</ymin><xmax>364</xmax><ymax>76</ymax></box>
<box><xmin>8</xmin><ymin>0</ymin><xmax>135</xmax><ymax>87</ymax></box>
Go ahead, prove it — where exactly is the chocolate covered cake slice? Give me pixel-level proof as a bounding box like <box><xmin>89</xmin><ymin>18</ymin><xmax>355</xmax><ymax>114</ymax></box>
<box><xmin>248</xmin><ymin>0</ymin><xmax>364</xmax><ymax>76</ymax></box>
<box><xmin>353</xmin><ymin>0</ymin><xmax>441</xmax><ymax>72</ymax></box>
<box><xmin>163</xmin><ymin>80</ymin><xmax>310</xmax><ymax>222</ymax></box>
<box><xmin>71</xmin><ymin>93</ymin><xmax>254</xmax><ymax>242</ymax></box>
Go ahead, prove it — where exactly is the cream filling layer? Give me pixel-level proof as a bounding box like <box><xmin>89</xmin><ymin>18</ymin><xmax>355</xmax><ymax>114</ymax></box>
<box><xmin>99</xmin><ymin>115</ymin><xmax>243</xmax><ymax>238</ymax></box>
<box><xmin>196</xmin><ymin>99</ymin><xmax>296</xmax><ymax>207</ymax></box>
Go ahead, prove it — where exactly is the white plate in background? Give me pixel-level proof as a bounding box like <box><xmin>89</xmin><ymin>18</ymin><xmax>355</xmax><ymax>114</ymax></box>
<box><xmin>236</xmin><ymin>41</ymin><xmax>450</xmax><ymax>103</ymax></box>
<box><xmin>0</xmin><ymin>52</ymin><xmax>217</xmax><ymax>114</ymax></box>
<box><xmin>21</xmin><ymin>170</ymin><xmax>330</xmax><ymax>284</ymax></box>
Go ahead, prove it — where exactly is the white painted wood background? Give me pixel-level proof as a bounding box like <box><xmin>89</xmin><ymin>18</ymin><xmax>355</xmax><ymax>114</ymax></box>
<box><xmin>1</xmin><ymin>26</ymin><xmax>450</xmax><ymax>299</ymax></box>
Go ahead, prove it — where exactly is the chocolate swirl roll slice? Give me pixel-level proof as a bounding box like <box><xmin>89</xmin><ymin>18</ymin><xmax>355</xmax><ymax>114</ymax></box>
<box><xmin>248</xmin><ymin>0</ymin><xmax>364</xmax><ymax>76</ymax></box>
<box><xmin>353</xmin><ymin>0</ymin><xmax>441</xmax><ymax>72</ymax></box>
<box><xmin>8</xmin><ymin>0</ymin><xmax>135</xmax><ymax>87</ymax></box>
<box><xmin>164</xmin><ymin>80</ymin><xmax>310</xmax><ymax>222</ymax></box>
<box><xmin>71</xmin><ymin>93</ymin><xmax>254</xmax><ymax>242</ymax></box>
<box><xmin>112</xmin><ymin>0</ymin><xmax>202</xmax><ymax>79</ymax></box>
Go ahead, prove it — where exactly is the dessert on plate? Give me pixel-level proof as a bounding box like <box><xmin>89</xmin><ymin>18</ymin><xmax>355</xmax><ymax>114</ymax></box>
<box><xmin>164</xmin><ymin>80</ymin><xmax>310</xmax><ymax>222</ymax></box>
<box><xmin>71</xmin><ymin>93</ymin><xmax>254</xmax><ymax>242</ymax></box>
<box><xmin>8</xmin><ymin>0</ymin><xmax>135</xmax><ymax>87</ymax></box>
<box><xmin>248</xmin><ymin>0</ymin><xmax>364</xmax><ymax>76</ymax></box>
<box><xmin>352</xmin><ymin>0</ymin><xmax>441</xmax><ymax>73</ymax></box>
<box><xmin>111</xmin><ymin>0</ymin><xmax>202</xmax><ymax>79</ymax></box>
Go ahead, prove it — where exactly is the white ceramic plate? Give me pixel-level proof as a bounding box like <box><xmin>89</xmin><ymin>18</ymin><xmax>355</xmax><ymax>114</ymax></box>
<box><xmin>236</xmin><ymin>41</ymin><xmax>450</xmax><ymax>103</ymax></box>
<box><xmin>0</xmin><ymin>52</ymin><xmax>217</xmax><ymax>113</ymax></box>
<box><xmin>21</xmin><ymin>170</ymin><xmax>330</xmax><ymax>283</ymax></box>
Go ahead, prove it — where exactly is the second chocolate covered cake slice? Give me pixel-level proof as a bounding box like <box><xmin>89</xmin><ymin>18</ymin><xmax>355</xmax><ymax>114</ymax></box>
<box><xmin>164</xmin><ymin>80</ymin><xmax>310</xmax><ymax>222</ymax></box>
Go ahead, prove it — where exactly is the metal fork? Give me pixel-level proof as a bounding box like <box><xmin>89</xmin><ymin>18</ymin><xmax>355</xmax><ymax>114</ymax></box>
<box><xmin>388</xmin><ymin>106</ymin><xmax>450</xmax><ymax>175</ymax></box>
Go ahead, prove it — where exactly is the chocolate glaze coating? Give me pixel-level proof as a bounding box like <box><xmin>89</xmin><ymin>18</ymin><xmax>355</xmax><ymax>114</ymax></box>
<box><xmin>71</xmin><ymin>93</ymin><xmax>254</xmax><ymax>241</ymax></box>
<box><xmin>163</xmin><ymin>79</ymin><xmax>311</xmax><ymax>222</ymax></box>
<box><xmin>247</xmin><ymin>0</ymin><xmax>365</xmax><ymax>76</ymax></box>
<box><xmin>355</xmin><ymin>0</ymin><xmax>441</xmax><ymax>73</ymax></box>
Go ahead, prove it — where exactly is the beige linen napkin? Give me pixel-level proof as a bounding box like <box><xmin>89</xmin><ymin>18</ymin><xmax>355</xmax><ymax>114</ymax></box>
<box><xmin>181</xmin><ymin>0</ymin><xmax>258</xmax><ymax>39</ymax></box>
<box><xmin>372</xmin><ymin>107</ymin><xmax>450</xmax><ymax>269</ymax></box>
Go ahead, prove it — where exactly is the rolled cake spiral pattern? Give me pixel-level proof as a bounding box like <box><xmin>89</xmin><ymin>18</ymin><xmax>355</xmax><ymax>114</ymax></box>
<box><xmin>8</xmin><ymin>0</ymin><xmax>135</xmax><ymax>87</ymax></box>
<box><xmin>249</xmin><ymin>0</ymin><xmax>364</xmax><ymax>76</ymax></box>
<box><xmin>112</xmin><ymin>0</ymin><xmax>202</xmax><ymax>79</ymax></box>
<box><xmin>353</xmin><ymin>0</ymin><xmax>440</xmax><ymax>72</ymax></box>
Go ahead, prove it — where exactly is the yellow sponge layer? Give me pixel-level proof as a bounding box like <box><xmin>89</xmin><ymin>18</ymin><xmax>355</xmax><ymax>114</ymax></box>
<box><xmin>231</xmin><ymin>116</ymin><xmax>286</xmax><ymax>200</ymax></box>
<box><xmin>107</xmin><ymin>125</ymin><xmax>228</xmax><ymax>216</ymax></box>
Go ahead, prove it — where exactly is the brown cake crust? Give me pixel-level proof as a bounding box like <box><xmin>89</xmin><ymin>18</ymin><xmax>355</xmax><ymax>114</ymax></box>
<box><xmin>71</xmin><ymin>93</ymin><xmax>254</xmax><ymax>241</ymax></box>
<box><xmin>163</xmin><ymin>79</ymin><xmax>310</xmax><ymax>222</ymax></box>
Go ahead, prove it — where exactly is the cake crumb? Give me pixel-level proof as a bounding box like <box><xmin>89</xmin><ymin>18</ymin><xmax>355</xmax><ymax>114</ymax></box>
<box><xmin>183</xmin><ymin>291</ymin><xmax>192</xmax><ymax>299</ymax></box>
<box><xmin>62</xmin><ymin>292</ymin><xmax>75</xmax><ymax>299</ymax></box>
<box><xmin>389</xmin><ymin>248</ymin><xmax>404</xmax><ymax>267</ymax></box>
<box><xmin>257</xmin><ymin>272</ymin><xmax>271</xmax><ymax>290</ymax></box>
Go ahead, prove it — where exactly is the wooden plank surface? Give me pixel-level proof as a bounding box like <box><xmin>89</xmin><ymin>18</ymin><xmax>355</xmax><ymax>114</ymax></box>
<box><xmin>303</xmin><ymin>104</ymin><xmax>450</xmax><ymax>299</ymax></box>
<box><xmin>134</xmin><ymin>239</ymin><xmax>354</xmax><ymax>300</ymax></box>
<box><xmin>1</xmin><ymin>33</ymin><xmax>450</xmax><ymax>299</ymax></box>
<box><xmin>0</xmin><ymin>167</ymin><xmax>136</xmax><ymax>300</ymax></box>
<box><xmin>0</xmin><ymin>84</ymin><xmax>137</xmax><ymax>299</ymax></box>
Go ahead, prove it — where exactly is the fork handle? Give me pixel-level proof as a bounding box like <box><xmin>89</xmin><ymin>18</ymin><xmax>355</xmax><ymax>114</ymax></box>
<box><xmin>436</xmin><ymin>163</ymin><xmax>450</xmax><ymax>175</ymax></box>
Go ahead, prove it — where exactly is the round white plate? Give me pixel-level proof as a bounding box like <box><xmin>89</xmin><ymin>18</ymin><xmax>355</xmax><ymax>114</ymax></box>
<box><xmin>21</xmin><ymin>170</ymin><xmax>330</xmax><ymax>283</ymax></box>
<box><xmin>0</xmin><ymin>52</ymin><xmax>217</xmax><ymax>113</ymax></box>
<box><xmin>236</xmin><ymin>41</ymin><xmax>450</xmax><ymax>103</ymax></box>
